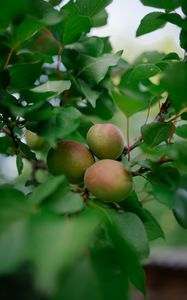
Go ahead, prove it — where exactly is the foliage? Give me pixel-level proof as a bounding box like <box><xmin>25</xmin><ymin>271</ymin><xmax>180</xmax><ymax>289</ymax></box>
<box><xmin>0</xmin><ymin>0</ymin><xmax>187</xmax><ymax>299</ymax></box>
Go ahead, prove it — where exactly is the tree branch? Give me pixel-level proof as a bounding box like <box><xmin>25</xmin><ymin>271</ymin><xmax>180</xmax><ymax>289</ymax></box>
<box><xmin>123</xmin><ymin>135</ymin><xmax>143</xmax><ymax>155</ymax></box>
<box><xmin>123</xmin><ymin>98</ymin><xmax>171</xmax><ymax>155</ymax></box>
<box><xmin>31</xmin><ymin>160</ymin><xmax>48</xmax><ymax>185</ymax></box>
<box><xmin>132</xmin><ymin>156</ymin><xmax>173</xmax><ymax>177</ymax></box>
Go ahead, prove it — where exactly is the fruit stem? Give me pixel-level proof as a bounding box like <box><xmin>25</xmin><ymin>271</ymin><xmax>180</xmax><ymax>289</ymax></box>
<box><xmin>82</xmin><ymin>188</ymin><xmax>89</xmax><ymax>204</ymax></box>
<box><xmin>140</xmin><ymin>195</ymin><xmax>154</xmax><ymax>205</ymax></box>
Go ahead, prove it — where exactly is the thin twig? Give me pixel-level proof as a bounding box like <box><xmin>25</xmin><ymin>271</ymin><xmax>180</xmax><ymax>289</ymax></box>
<box><xmin>43</xmin><ymin>28</ymin><xmax>62</xmax><ymax>50</ymax></box>
<box><xmin>168</xmin><ymin>125</ymin><xmax>175</xmax><ymax>144</ymax></box>
<box><xmin>123</xmin><ymin>98</ymin><xmax>171</xmax><ymax>156</ymax></box>
<box><xmin>154</xmin><ymin>98</ymin><xmax>170</xmax><ymax>122</ymax></box>
<box><xmin>126</xmin><ymin>117</ymin><xmax>130</xmax><ymax>161</ymax></box>
<box><xmin>7</xmin><ymin>125</ymin><xmax>19</xmax><ymax>153</ymax></box>
<box><xmin>123</xmin><ymin>135</ymin><xmax>143</xmax><ymax>155</ymax></box>
<box><xmin>2</xmin><ymin>126</ymin><xmax>11</xmax><ymax>137</ymax></box>
<box><xmin>4</xmin><ymin>47</ymin><xmax>15</xmax><ymax>69</ymax></box>
<box><xmin>144</xmin><ymin>96</ymin><xmax>154</xmax><ymax>125</ymax></box>
<box><xmin>57</xmin><ymin>46</ymin><xmax>63</xmax><ymax>72</ymax></box>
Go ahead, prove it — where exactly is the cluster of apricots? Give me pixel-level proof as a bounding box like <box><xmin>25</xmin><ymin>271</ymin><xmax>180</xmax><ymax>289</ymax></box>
<box><xmin>26</xmin><ymin>124</ymin><xmax>133</xmax><ymax>203</ymax></box>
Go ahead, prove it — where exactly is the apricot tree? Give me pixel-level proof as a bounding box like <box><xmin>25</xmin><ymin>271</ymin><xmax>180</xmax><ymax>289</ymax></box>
<box><xmin>0</xmin><ymin>0</ymin><xmax>187</xmax><ymax>299</ymax></box>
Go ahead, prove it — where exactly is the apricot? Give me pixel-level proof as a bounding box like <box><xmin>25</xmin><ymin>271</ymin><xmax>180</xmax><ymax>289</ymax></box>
<box><xmin>84</xmin><ymin>159</ymin><xmax>132</xmax><ymax>202</ymax></box>
<box><xmin>86</xmin><ymin>123</ymin><xmax>124</xmax><ymax>159</ymax></box>
<box><xmin>47</xmin><ymin>140</ymin><xmax>95</xmax><ymax>183</ymax></box>
<box><xmin>25</xmin><ymin>130</ymin><xmax>46</xmax><ymax>151</ymax></box>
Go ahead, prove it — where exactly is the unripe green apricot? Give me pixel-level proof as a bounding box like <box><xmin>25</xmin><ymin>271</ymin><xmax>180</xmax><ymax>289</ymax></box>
<box><xmin>84</xmin><ymin>159</ymin><xmax>132</xmax><ymax>202</ymax></box>
<box><xmin>86</xmin><ymin>123</ymin><xmax>124</xmax><ymax>159</ymax></box>
<box><xmin>25</xmin><ymin>130</ymin><xmax>46</xmax><ymax>151</ymax></box>
<box><xmin>47</xmin><ymin>140</ymin><xmax>95</xmax><ymax>183</ymax></box>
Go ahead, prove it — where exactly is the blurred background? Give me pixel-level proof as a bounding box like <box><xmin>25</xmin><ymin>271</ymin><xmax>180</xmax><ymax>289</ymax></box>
<box><xmin>93</xmin><ymin>0</ymin><xmax>183</xmax><ymax>61</ymax></box>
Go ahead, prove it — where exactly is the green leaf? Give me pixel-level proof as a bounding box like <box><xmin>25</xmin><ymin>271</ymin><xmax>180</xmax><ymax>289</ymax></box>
<box><xmin>16</xmin><ymin>153</ymin><xmax>23</xmax><ymax>175</ymax></box>
<box><xmin>49</xmin><ymin>0</ymin><xmax>62</xmax><ymax>6</ymax></box>
<box><xmin>28</xmin><ymin>176</ymin><xmax>65</xmax><ymax>205</ymax></box>
<box><xmin>90</xmin><ymin>247</ymin><xmax>128</xmax><ymax>300</ymax></box>
<box><xmin>163</xmin><ymin>52</ymin><xmax>180</xmax><ymax>60</ymax></box>
<box><xmin>147</xmin><ymin>166</ymin><xmax>181</xmax><ymax>207</ymax></box>
<box><xmin>78</xmin><ymin>51</ymin><xmax>122</xmax><ymax>84</ymax></box>
<box><xmin>111</xmin><ymin>212</ymin><xmax>149</xmax><ymax>259</ymax></box>
<box><xmin>41</xmin><ymin>8</ymin><xmax>63</xmax><ymax>26</ymax></box>
<box><xmin>78</xmin><ymin>79</ymin><xmax>101</xmax><ymax>107</ymax></box>
<box><xmin>141</xmin><ymin>122</ymin><xmax>173</xmax><ymax>147</ymax></box>
<box><xmin>181</xmin><ymin>112</ymin><xmax>187</xmax><ymax>120</ymax></box>
<box><xmin>0</xmin><ymin>121</ymin><xmax>4</xmax><ymax>130</ymax></box>
<box><xmin>28</xmin><ymin>209</ymin><xmax>101</xmax><ymax>291</ymax></box>
<box><xmin>0</xmin><ymin>186</ymin><xmax>30</xmax><ymax>233</ymax></box>
<box><xmin>11</xmin><ymin>17</ymin><xmax>44</xmax><ymax>47</ymax></box>
<box><xmin>0</xmin><ymin>70</ymin><xmax>11</xmax><ymax>88</ymax></box>
<box><xmin>18</xmin><ymin>141</ymin><xmax>36</xmax><ymax>160</ymax></box>
<box><xmin>136</xmin><ymin>12</ymin><xmax>166</xmax><ymax>37</ymax></box>
<box><xmin>47</xmin><ymin>187</ymin><xmax>84</xmax><ymax>214</ymax></box>
<box><xmin>134</xmin><ymin>51</ymin><xmax>165</xmax><ymax>64</ymax></box>
<box><xmin>175</xmin><ymin>124</ymin><xmax>187</xmax><ymax>138</ymax></box>
<box><xmin>161</xmin><ymin>62</ymin><xmax>187</xmax><ymax>111</ymax></box>
<box><xmin>31</xmin><ymin>80</ymin><xmax>71</xmax><ymax>95</ymax></box>
<box><xmin>55</xmin><ymin>257</ymin><xmax>110</xmax><ymax>300</ymax></box>
<box><xmin>94</xmin><ymin>92</ymin><xmax>115</xmax><ymax>119</ymax></box>
<box><xmin>160</xmin><ymin>13</ymin><xmax>184</xmax><ymax>27</ymax></box>
<box><xmin>0</xmin><ymin>22</ymin><xmax>9</xmax><ymax>32</ymax></box>
<box><xmin>109</xmin><ymin>212</ymin><xmax>146</xmax><ymax>295</ymax></box>
<box><xmin>62</xmin><ymin>13</ymin><xmax>91</xmax><ymax>45</ymax></box>
<box><xmin>173</xmin><ymin>188</ymin><xmax>187</xmax><ymax>228</ymax></box>
<box><xmin>0</xmin><ymin>219</ymin><xmax>28</xmax><ymax>274</ymax></box>
<box><xmin>153</xmin><ymin>166</ymin><xmax>181</xmax><ymax>189</ymax></box>
<box><xmin>180</xmin><ymin>29</ymin><xmax>187</xmax><ymax>51</ymax></box>
<box><xmin>0</xmin><ymin>90</ymin><xmax>20</xmax><ymax>116</ymax></box>
<box><xmin>24</xmin><ymin>102</ymin><xmax>53</xmax><ymax>121</ymax></box>
<box><xmin>78</xmin><ymin>114</ymin><xmax>94</xmax><ymax>138</ymax></box>
<box><xmin>182</xmin><ymin>0</ymin><xmax>187</xmax><ymax>16</ymax></box>
<box><xmin>142</xmin><ymin>209</ymin><xmax>165</xmax><ymax>241</ymax></box>
<box><xmin>128</xmin><ymin>64</ymin><xmax>161</xmax><ymax>82</ymax></box>
<box><xmin>0</xmin><ymin>0</ymin><xmax>30</xmax><ymax>25</ymax></box>
<box><xmin>151</xmin><ymin>184</ymin><xmax>175</xmax><ymax>207</ymax></box>
<box><xmin>92</xmin><ymin>9</ymin><xmax>108</xmax><ymax>27</ymax></box>
<box><xmin>112</xmin><ymin>89</ymin><xmax>150</xmax><ymax>117</ymax></box>
<box><xmin>121</xmin><ymin>192</ymin><xmax>165</xmax><ymax>241</ymax></box>
<box><xmin>156</xmin><ymin>142</ymin><xmax>187</xmax><ymax>172</ymax></box>
<box><xmin>76</xmin><ymin>0</ymin><xmax>112</xmax><ymax>17</ymax></box>
<box><xmin>36</xmin><ymin>106</ymin><xmax>81</xmax><ymax>146</ymax></box>
<box><xmin>0</xmin><ymin>136</ymin><xmax>14</xmax><ymax>155</ymax></box>
<box><xmin>140</xmin><ymin>0</ymin><xmax>182</xmax><ymax>10</ymax></box>
<box><xmin>144</xmin><ymin>81</ymin><xmax>165</xmax><ymax>97</ymax></box>
<box><xmin>9</xmin><ymin>61</ymin><xmax>43</xmax><ymax>89</ymax></box>
<box><xmin>31</xmin><ymin>52</ymin><xmax>53</xmax><ymax>64</ymax></box>
<box><xmin>66</xmin><ymin>36</ymin><xmax>105</xmax><ymax>57</ymax></box>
